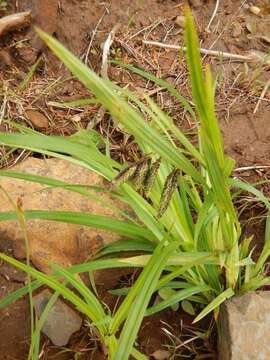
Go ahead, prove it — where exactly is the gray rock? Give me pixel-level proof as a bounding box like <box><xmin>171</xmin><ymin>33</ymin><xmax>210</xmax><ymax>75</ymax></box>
<box><xmin>33</xmin><ymin>289</ymin><xmax>82</xmax><ymax>346</ymax></box>
<box><xmin>218</xmin><ymin>291</ymin><xmax>270</xmax><ymax>360</ymax></box>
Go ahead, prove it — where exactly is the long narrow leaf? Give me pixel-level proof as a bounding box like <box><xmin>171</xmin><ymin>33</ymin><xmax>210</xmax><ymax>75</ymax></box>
<box><xmin>0</xmin><ymin>253</ymin><xmax>107</xmax><ymax>336</ymax></box>
<box><xmin>193</xmin><ymin>287</ymin><xmax>234</xmax><ymax>323</ymax></box>
<box><xmin>0</xmin><ymin>210</ymin><xmax>152</xmax><ymax>241</ymax></box>
<box><xmin>35</xmin><ymin>27</ymin><xmax>204</xmax><ymax>184</ymax></box>
<box><xmin>112</xmin><ymin>241</ymin><xmax>178</xmax><ymax>360</ymax></box>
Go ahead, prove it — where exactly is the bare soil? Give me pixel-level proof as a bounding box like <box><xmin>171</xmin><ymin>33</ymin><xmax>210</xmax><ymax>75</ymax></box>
<box><xmin>1</xmin><ymin>0</ymin><xmax>270</xmax><ymax>359</ymax></box>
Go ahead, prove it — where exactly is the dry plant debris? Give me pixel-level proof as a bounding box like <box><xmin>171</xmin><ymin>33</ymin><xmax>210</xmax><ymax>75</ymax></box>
<box><xmin>142</xmin><ymin>40</ymin><xmax>270</xmax><ymax>66</ymax></box>
<box><xmin>0</xmin><ymin>11</ymin><xmax>31</xmax><ymax>37</ymax></box>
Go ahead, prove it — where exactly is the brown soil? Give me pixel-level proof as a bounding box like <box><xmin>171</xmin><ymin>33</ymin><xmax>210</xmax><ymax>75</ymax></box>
<box><xmin>1</xmin><ymin>0</ymin><xmax>270</xmax><ymax>359</ymax></box>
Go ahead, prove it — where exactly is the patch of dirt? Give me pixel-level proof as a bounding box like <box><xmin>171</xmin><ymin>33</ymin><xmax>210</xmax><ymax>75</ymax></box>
<box><xmin>0</xmin><ymin>276</ymin><xmax>30</xmax><ymax>360</ymax></box>
<box><xmin>222</xmin><ymin>104</ymin><xmax>270</xmax><ymax>166</ymax></box>
<box><xmin>3</xmin><ymin>0</ymin><xmax>270</xmax><ymax>164</ymax></box>
<box><xmin>1</xmin><ymin>0</ymin><xmax>270</xmax><ymax>358</ymax></box>
<box><xmin>0</xmin><ymin>238</ymin><xmax>30</xmax><ymax>360</ymax></box>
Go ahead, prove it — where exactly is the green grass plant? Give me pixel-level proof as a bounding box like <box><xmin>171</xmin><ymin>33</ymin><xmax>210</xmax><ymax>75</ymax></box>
<box><xmin>0</xmin><ymin>7</ymin><xmax>270</xmax><ymax>360</ymax></box>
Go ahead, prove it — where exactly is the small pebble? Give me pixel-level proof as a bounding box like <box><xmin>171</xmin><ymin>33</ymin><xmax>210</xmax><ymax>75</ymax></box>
<box><xmin>249</xmin><ymin>5</ymin><xmax>261</xmax><ymax>15</ymax></box>
<box><xmin>33</xmin><ymin>289</ymin><xmax>82</xmax><ymax>346</ymax></box>
<box><xmin>151</xmin><ymin>349</ymin><xmax>170</xmax><ymax>360</ymax></box>
<box><xmin>25</xmin><ymin>110</ymin><xmax>49</xmax><ymax>130</ymax></box>
<box><xmin>70</xmin><ymin>114</ymin><xmax>81</xmax><ymax>122</ymax></box>
<box><xmin>231</xmin><ymin>22</ymin><xmax>242</xmax><ymax>38</ymax></box>
<box><xmin>175</xmin><ymin>15</ymin><xmax>185</xmax><ymax>28</ymax></box>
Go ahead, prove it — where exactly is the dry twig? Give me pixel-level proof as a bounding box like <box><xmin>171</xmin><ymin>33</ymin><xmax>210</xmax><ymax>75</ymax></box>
<box><xmin>101</xmin><ymin>24</ymin><xmax>120</xmax><ymax>80</ymax></box>
<box><xmin>206</xmin><ymin>0</ymin><xmax>220</xmax><ymax>33</ymax></box>
<box><xmin>84</xmin><ymin>10</ymin><xmax>107</xmax><ymax>65</ymax></box>
<box><xmin>143</xmin><ymin>40</ymin><xmax>270</xmax><ymax>66</ymax></box>
<box><xmin>253</xmin><ymin>79</ymin><xmax>270</xmax><ymax>114</ymax></box>
<box><xmin>234</xmin><ymin>165</ymin><xmax>270</xmax><ymax>172</ymax></box>
<box><xmin>87</xmin><ymin>24</ymin><xmax>120</xmax><ymax>129</ymax></box>
<box><xmin>0</xmin><ymin>11</ymin><xmax>31</xmax><ymax>37</ymax></box>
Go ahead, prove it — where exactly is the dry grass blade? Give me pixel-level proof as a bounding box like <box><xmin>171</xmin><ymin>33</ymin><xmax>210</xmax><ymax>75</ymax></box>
<box><xmin>143</xmin><ymin>40</ymin><xmax>270</xmax><ymax>65</ymax></box>
<box><xmin>205</xmin><ymin>0</ymin><xmax>220</xmax><ymax>33</ymax></box>
<box><xmin>87</xmin><ymin>24</ymin><xmax>120</xmax><ymax>129</ymax></box>
<box><xmin>84</xmin><ymin>9</ymin><xmax>107</xmax><ymax>65</ymax></box>
<box><xmin>101</xmin><ymin>24</ymin><xmax>120</xmax><ymax>81</ymax></box>
<box><xmin>253</xmin><ymin>79</ymin><xmax>270</xmax><ymax>114</ymax></box>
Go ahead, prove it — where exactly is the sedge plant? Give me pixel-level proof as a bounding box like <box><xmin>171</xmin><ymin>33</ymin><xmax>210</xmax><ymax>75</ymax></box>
<box><xmin>0</xmin><ymin>8</ymin><xmax>270</xmax><ymax>359</ymax></box>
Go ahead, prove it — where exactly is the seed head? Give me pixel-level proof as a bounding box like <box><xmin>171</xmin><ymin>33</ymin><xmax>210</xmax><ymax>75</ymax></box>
<box><xmin>110</xmin><ymin>163</ymin><xmax>137</xmax><ymax>188</ymax></box>
<box><xmin>143</xmin><ymin>157</ymin><xmax>161</xmax><ymax>197</ymax></box>
<box><xmin>157</xmin><ymin>168</ymin><xmax>180</xmax><ymax>218</ymax></box>
<box><xmin>132</xmin><ymin>158</ymin><xmax>150</xmax><ymax>191</ymax></box>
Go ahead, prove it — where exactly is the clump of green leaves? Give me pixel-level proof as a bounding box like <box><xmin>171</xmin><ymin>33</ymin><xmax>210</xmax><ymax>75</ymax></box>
<box><xmin>0</xmin><ymin>7</ymin><xmax>270</xmax><ymax>360</ymax></box>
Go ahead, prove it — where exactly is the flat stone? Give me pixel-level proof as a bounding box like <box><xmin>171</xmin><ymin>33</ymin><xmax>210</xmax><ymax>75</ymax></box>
<box><xmin>0</xmin><ymin>157</ymin><xmax>126</xmax><ymax>273</ymax></box>
<box><xmin>218</xmin><ymin>291</ymin><xmax>270</xmax><ymax>360</ymax></box>
<box><xmin>33</xmin><ymin>289</ymin><xmax>82</xmax><ymax>346</ymax></box>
